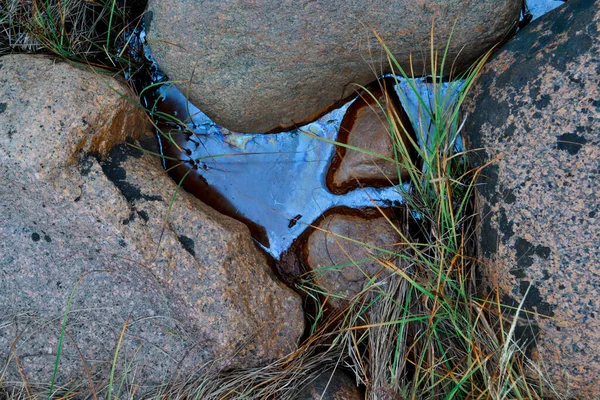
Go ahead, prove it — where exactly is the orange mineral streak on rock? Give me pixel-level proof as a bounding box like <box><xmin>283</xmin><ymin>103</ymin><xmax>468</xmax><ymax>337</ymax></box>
<box><xmin>0</xmin><ymin>55</ymin><xmax>150</xmax><ymax>178</ymax></box>
<box><xmin>87</xmin><ymin>97</ymin><xmax>150</xmax><ymax>158</ymax></box>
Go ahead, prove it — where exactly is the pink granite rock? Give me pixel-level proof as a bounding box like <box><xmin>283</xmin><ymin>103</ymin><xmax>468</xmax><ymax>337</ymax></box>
<box><xmin>464</xmin><ymin>0</ymin><xmax>600</xmax><ymax>396</ymax></box>
<box><xmin>0</xmin><ymin>55</ymin><xmax>303</xmax><ymax>395</ymax></box>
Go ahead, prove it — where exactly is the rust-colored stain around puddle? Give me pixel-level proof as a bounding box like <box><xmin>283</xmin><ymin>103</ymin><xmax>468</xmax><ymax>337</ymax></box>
<box><xmin>148</xmin><ymin>80</ymin><xmax>414</xmax><ymax>258</ymax></box>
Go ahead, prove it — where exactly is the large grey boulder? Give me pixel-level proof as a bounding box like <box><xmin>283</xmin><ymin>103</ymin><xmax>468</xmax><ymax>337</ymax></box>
<box><xmin>463</xmin><ymin>0</ymin><xmax>600</xmax><ymax>396</ymax></box>
<box><xmin>146</xmin><ymin>0</ymin><xmax>522</xmax><ymax>133</ymax></box>
<box><xmin>0</xmin><ymin>55</ymin><xmax>303</xmax><ymax>395</ymax></box>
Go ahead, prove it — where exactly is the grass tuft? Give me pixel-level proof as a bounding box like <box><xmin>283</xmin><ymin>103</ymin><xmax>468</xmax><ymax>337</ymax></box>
<box><xmin>0</xmin><ymin>0</ymin><xmax>144</xmax><ymax>70</ymax></box>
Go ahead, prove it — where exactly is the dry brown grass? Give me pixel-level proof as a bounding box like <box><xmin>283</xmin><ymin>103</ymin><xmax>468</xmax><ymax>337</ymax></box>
<box><xmin>0</xmin><ymin>0</ymin><xmax>138</xmax><ymax>64</ymax></box>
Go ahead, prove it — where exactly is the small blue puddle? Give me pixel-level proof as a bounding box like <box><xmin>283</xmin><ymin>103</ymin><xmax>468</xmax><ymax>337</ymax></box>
<box><xmin>151</xmin><ymin>82</ymin><xmax>410</xmax><ymax>258</ymax></box>
<box><xmin>135</xmin><ymin>0</ymin><xmax>565</xmax><ymax>259</ymax></box>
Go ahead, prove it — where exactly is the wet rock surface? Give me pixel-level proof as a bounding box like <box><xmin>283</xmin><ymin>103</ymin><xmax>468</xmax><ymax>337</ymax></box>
<box><xmin>304</xmin><ymin>210</ymin><xmax>400</xmax><ymax>310</ymax></box>
<box><xmin>297</xmin><ymin>370</ymin><xmax>363</xmax><ymax>400</ymax></box>
<box><xmin>146</xmin><ymin>0</ymin><xmax>522</xmax><ymax>133</ymax></box>
<box><xmin>463</xmin><ymin>0</ymin><xmax>600</xmax><ymax>396</ymax></box>
<box><xmin>152</xmin><ymin>82</ymin><xmax>406</xmax><ymax>259</ymax></box>
<box><xmin>0</xmin><ymin>55</ymin><xmax>303</xmax><ymax>392</ymax></box>
<box><xmin>326</xmin><ymin>78</ymin><xmax>414</xmax><ymax>195</ymax></box>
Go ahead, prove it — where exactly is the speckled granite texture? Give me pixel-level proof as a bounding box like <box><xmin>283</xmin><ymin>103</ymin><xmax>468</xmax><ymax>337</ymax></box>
<box><xmin>463</xmin><ymin>0</ymin><xmax>600</xmax><ymax>396</ymax></box>
<box><xmin>0</xmin><ymin>55</ymin><xmax>303</xmax><ymax>393</ymax></box>
<box><xmin>146</xmin><ymin>0</ymin><xmax>522</xmax><ymax>133</ymax></box>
